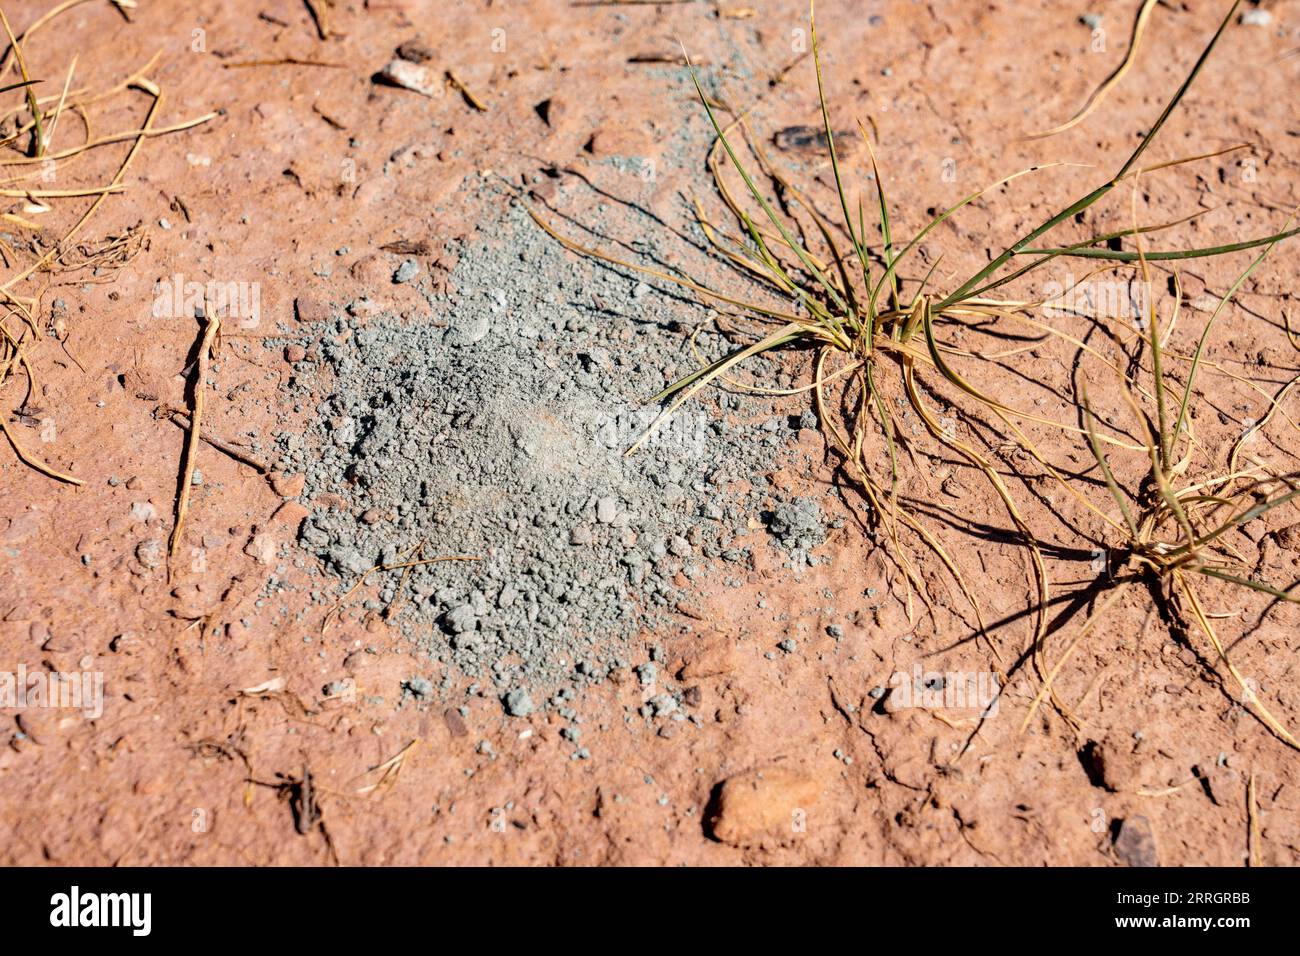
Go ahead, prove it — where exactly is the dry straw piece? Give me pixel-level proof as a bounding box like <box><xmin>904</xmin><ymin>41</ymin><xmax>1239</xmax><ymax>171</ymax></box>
<box><xmin>0</xmin><ymin>0</ymin><xmax>216</xmax><ymax>486</ymax></box>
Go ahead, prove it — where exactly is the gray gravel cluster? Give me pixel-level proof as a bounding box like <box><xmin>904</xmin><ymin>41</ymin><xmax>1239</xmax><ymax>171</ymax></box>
<box><xmin>767</xmin><ymin>497</ymin><xmax>827</xmax><ymax>560</ymax></box>
<box><xmin>272</xmin><ymin>199</ymin><xmax>829</xmax><ymax>705</ymax></box>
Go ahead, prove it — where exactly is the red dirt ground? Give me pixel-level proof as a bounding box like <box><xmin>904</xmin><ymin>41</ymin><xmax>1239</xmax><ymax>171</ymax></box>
<box><xmin>2</xmin><ymin>0</ymin><xmax>1299</xmax><ymax>865</ymax></box>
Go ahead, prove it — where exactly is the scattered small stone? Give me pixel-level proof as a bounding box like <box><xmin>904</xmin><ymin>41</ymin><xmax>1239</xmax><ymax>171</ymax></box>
<box><xmin>766</xmin><ymin>497</ymin><xmax>825</xmax><ymax>553</ymax></box>
<box><xmin>1113</xmin><ymin>816</ymin><xmax>1159</xmax><ymax>867</ymax></box>
<box><xmin>443</xmin><ymin>604</ymin><xmax>477</xmax><ymax>633</ymax></box>
<box><xmin>377</xmin><ymin>59</ymin><xmax>440</xmax><ymax>97</ymax></box>
<box><xmin>707</xmin><ymin>767</ymin><xmax>822</xmax><ymax>847</ymax></box>
<box><xmin>270</xmin><ymin>472</ymin><xmax>306</xmax><ymax>497</ymax></box>
<box><xmin>595</xmin><ymin>496</ymin><xmax>618</xmax><ymax>524</ymax></box>
<box><xmin>395</xmin><ymin>39</ymin><xmax>435</xmax><ymax>63</ymax></box>
<box><xmin>404</xmin><ymin>676</ymin><xmax>433</xmax><ymax>699</ymax></box>
<box><xmin>648</xmin><ymin>694</ymin><xmax>677</xmax><ymax>716</ymax></box>
<box><xmin>443</xmin><ymin>708</ymin><xmax>468</xmax><ymax>737</ymax></box>
<box><xmin>135</xmin><ymin>539</ymin><xmax>164</xmax><ymax>569</ymax></box>
<box><xmin>503</xmin><ymin>688</ymin><xmax>534</xmax><ymax>717</ymax></box>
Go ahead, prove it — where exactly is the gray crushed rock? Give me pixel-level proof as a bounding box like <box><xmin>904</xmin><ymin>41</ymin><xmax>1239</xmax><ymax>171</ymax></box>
<box><xmin>272</xmin><ymin>200</ymin><xmax>835</xmax><ymax>706</ymax></box>
<box><xmin>766</xmin><ymin>497</ymin><xmax>826</xmax><ymax>557</ymax></box>
<box><xmin>503</xmin><ymin>688</ymin><xmax>535</xmax><ymax>717</ymax></box>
